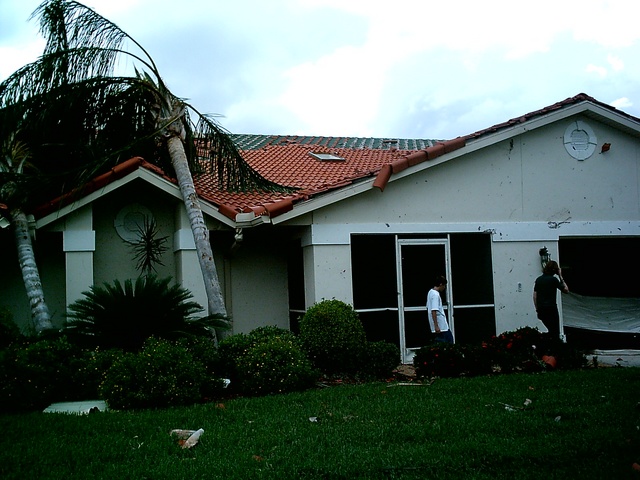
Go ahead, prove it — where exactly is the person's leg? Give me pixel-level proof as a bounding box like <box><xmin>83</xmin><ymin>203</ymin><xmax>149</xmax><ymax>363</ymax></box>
<box><xmin>538</xmin><ymin>307</ymin><xmax>560</xmax><ymax>337</ymax></box>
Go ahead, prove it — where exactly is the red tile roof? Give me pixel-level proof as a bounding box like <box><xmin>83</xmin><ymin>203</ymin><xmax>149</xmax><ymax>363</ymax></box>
<box><xmin>34</xmin><ymin>93</ymin><xmax>639</xmax><ymax>223</ymax></box>
<box><xmin>195</xmin><ymin>144</ymin><xmax>416</xmax><ymax>219</ymax></box>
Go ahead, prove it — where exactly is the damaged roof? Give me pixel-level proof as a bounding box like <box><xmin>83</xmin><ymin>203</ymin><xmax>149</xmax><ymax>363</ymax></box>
<box><xmin>34</xmin><ymin>93</ymin><xmax>640</xmax><ymax>225</ymax></box>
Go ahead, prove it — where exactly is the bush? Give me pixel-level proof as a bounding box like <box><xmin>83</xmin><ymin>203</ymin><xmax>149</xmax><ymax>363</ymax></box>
<box><xmin>298</xmin><ymin>300</ymin><xmax>367</xmax><ymax>375</ymax></box>
<box><xmin>540</xmin><ymin>335</ymin><xmax>589</xmax><ymax>370</ymax></box>
<box><xmin>176</xmin><ymin>336</ymin><xmax>226</xmax><ymax>400</ymax></box>
<box><xmin>359</xmin><ymin>341</ymin><xmax>401</xmax><ymax>380</ymax></box>
<box><xmin>0</xmin><ymin>308</ymin><xmax>23</xmax><ymax>348</ymax></box>
<box><xmin>482</xmin><ymin>327</ymin><xmax>546</xmax><ymax>373</ymax></box>
<box><xmin>217</xmin><ymin>326</ymin><xmax>297</xmax><ymax>381</ymax></box>
<box><xmin>236</xmin><ymin>337</ymin><xmax>318</xmax><ymax>396</ymax></box>
<box><xmin>219</xmin><ymin>326</ymin><xmax>317</xmax><ymax>396</ymax></box>
<box><xmin>413</xmin><ymin>326</ymin><xmax>588</xmax><ymax>380</ymax></box>
<box><xmin>99</xmin><ymin>337</ymin><xmax>217</xmax><ymax>410</ymax></box>
<box><xmin>217</xmin><ymin>332</ymin><xmax>254</xmax><ymax>383</ymax></box>
<box><xmin>64</xmin><ymin>275</ymin><xmax>223</xmax><ymax>351</ymax></box>
<box><xmin>76</xmin><ymin>347</ymin><xmax>124</xmax><ymax>399</ymax></box>
<box><xmin>413</xmin><ymin>342</ymin><xmax>467</xmax><ymax>378</ymax></box>
<box><xmin>0</xmin><ymin>336</ymin><xmax>94</xmax><ymax>412</ymax></box>
<box><xmin>246</xmin><ymin>325</ymin><xmax>299</xmax><ymax>345</ymax></box>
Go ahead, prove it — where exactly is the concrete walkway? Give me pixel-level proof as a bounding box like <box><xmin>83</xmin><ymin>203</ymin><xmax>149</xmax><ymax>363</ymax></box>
<box><xmin>588</xmin><ymin>350</ymin><xmax>640</xmax><ymax>367</ymax></box>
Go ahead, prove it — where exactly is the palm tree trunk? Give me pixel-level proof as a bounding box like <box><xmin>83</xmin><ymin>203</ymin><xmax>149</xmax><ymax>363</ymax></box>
<box><xmin>11</xmin><ymin>207</ymin><xmax>54</xmax><ymax>334</ymax></box>
<box><xmin>167</xmin><ymin>135</ymin><xmax>229</xmax><ymax>335</ymax></box>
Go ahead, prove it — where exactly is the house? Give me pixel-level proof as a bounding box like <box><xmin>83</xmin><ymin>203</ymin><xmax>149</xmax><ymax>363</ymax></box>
<box><xmin>1</xmin><ymin>93</ymin><xmax>638</xmax><ymax>361</ymax></box>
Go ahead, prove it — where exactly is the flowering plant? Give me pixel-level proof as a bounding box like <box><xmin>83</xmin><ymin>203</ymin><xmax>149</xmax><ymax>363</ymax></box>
<box><xmin>483</xmin><ymin>326</ymin><xmax>546</xmax><ymax>373</ymax></box>
<box><xmin>413</xmin><ymin>343</ymin><xmax>467</xmax><ymax>378</ymax></box>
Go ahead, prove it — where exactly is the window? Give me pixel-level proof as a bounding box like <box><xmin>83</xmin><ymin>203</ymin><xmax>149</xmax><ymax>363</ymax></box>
<box><xmin>309</xmin><ymin>152</ymin><xmax>345</xmax><ymax>161</ymax></box>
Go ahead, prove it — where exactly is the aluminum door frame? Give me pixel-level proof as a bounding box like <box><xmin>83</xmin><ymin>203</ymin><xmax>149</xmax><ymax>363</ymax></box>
<box><xmin>396</xmin><ymin>238</ymin><xmax>453</xmax><ymax>364</ymax></box>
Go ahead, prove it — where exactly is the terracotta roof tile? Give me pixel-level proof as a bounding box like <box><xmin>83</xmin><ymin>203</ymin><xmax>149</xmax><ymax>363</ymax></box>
<box><xmin>34</xmin><ymin>94</ymin><xmax>635</xmax><ymax>223</ymax></box>
<box><xmin>194</xmin><ymin>145</ymin><xmax>415</xmax><ymax>218</ymax></box>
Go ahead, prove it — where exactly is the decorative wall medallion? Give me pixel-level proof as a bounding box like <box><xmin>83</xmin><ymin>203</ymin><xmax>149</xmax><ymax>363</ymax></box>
<box><xmin>564</xmin><ymin>120</ymin><xmax>597</xmax><ymax>160</ymax></box>
<box><xmin>114</xmin><ymin>203</ymin><xmax>154</xmax><ymax>243</ymax></box>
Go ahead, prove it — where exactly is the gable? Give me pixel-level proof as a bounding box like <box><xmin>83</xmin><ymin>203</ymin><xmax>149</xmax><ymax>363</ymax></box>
<box><xmin>308</xmin><ymin>113</ymin><xmax>640</xmax><ymax>232</ymax></box>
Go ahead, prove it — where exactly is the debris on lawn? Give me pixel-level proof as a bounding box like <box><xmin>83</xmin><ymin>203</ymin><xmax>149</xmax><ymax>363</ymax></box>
<box><xmin>389</xmin><ymin>379</ymin><xmax>434</xmax><ymax>387</ymax></box>
<box><xmin>170</xmin><ymin>428</ymin><xmax>204</xmax><ymax>449</ymax></box>
<box><xmin>499</xmin><ymin>399</ymin><xmax>533</xmax><ymax>411</ymax></box>
<box><xmin>43</xmin><ymin>400</ymin><xmax>108</xmax><ymax>415</ymax></box>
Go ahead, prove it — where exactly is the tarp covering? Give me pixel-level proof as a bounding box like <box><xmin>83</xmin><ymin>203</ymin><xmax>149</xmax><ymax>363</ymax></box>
<box><xmin>563</xmin><ymin>293</ymin><xmax>640</xmax><ymax>333</ymax></box>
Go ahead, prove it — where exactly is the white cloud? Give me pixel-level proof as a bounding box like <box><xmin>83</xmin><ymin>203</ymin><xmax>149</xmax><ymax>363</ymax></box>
<box><xmin>3</xmin><ymin>0</ymin><xmax>640</xmax><ymax>139</ymax></box>
<box><xmin>607</xmin><ymin>54</ymin><xmax>624</xmax><ymax>71</ymax></box>
<box><xmin>586</xmin><ymin>64</ymin><xmax>608</xmax><ymax>77</ymax></box>
<box><xmin>610</xmin><ymin>97</ymin><xmax>632</xmax><ymax>109</ymax></box>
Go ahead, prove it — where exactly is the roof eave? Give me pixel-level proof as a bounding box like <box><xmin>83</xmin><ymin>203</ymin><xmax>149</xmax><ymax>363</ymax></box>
<box><xmin>35</xmin><ymin>163</ymin><xmax>238</xmax><ymax>229</ymax></box>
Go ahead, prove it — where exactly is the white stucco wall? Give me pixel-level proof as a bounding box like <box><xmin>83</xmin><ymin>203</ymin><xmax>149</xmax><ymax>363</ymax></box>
<box><xmin>294</xmin><ymin>113</ymin><xmax>639</xmax><ymax>336</ymax></box>
<box><xmin>491</xmin><ymin>240</ymin><xmax>551</xmax><ymax>334</ymax></box>
<box><xmin>302</xmin><ymin>243</ymin><xmax>353</xmax><ymax>306</ymax></box>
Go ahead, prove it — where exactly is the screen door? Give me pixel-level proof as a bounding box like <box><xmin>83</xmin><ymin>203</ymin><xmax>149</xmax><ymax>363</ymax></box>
<box><xmin>396</xmin><ymin>239</ymin><xmax>453</xmax><ymax>363</ymax></box>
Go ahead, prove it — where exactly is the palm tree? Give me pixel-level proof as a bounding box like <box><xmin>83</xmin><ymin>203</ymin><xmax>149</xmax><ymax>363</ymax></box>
<box><xmin>0</xmin><ymin>136</ymin><xmax>54</xmax><ymax>333</ymax></box>
<box><xmin>0</xmin><ymin>0</ymin><xmax>289</xmax><ymax>337</ymax></box>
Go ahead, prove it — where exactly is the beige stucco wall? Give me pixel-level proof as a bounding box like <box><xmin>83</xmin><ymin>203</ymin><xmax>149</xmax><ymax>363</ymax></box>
<box><xmin>91</xmin><ymin>182</ymin><xmax>177</xmax><ymax>284</ymax></box>
<box><xmin>225</xmin><ymin>241</ymin><xmax>290</xmax><ymax>334</ymax></box>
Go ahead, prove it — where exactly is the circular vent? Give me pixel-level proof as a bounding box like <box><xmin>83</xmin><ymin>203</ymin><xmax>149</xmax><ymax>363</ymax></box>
<box><xmin>564</xmin><ymin>120</ymin><xmax>597</xmax><ymax>160</ymax></box>
<box><xmin>114</xmin><ymin>203</ymin><xmax>153</xmax><ymax>243</ymax></box>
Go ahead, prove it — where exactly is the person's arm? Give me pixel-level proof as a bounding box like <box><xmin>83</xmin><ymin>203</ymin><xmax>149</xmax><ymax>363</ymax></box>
<box><xmin>533</xmin><ymin>291</ymin><xmax>538</xmax><ymax>311</ymax></box>
<box><xmin>557</xmin><ymin>268</ymin><xmax>569</xmax><ymax>293</ymax></box>
<box><xmin>431</xmin><ymin>309</ymin><xmax>441</xmax><ymax>333</ymax></box>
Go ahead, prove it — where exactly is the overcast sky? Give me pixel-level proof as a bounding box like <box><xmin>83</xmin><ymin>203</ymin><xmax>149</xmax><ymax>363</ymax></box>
<box><xmin>2</xmin><ymin>0</ymin><xmax>639</xmax><ymax>141</ymax></box>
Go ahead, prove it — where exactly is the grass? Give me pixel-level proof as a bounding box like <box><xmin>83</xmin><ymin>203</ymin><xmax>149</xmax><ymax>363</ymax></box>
<box><xmin>1</xmin><ymin>367</ymin><xmax>639</xmax><ymax>479</ymax></box>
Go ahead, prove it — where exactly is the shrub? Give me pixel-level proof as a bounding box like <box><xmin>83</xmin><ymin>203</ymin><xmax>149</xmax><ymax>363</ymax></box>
<box><xmin>176</xmin><ymin>336</ymin><xmax>226</xmax><ymax>400</ymax></box>
<box><xmin>235</xmin><ymin>336</ymin><xmax>318</xmax><ymax>396</ymax></box>
<box><xmin>359</xmin><ymin>341</ymin><xmax>401</xmax><ymax>380</ymax></box>
<box><xmin>413</xmin><ymin>342</ymin><xmax>467</xmax><ymax>378</ymax></box>
<box><xmin>413</xmin><ymin>326</ymin><xmax>588</xmax><ymax>380</ymax></box>
<box><xmin>0</xmin><ymin>308</ymin><xmax>23</xmax><ymax>348</ymax></box>
<box><xmin>298</xmin><ymin>300</ymin><xmax>367</xmax><ymax>375</ymax></box>
<box><xmin>99</xmin><ymin>337</ymin><xmax>216</xmax><ymax>410</ymax></box>
<box><xmin>483</xmin><ymin>327</ymin><xmax>546</xmax><ymax>373</ymax></box>
<box><xmin>0</xmin><ymin>336</ymin><xmax>93</xmax><ymax>412</ymax></box>
<box><xmin>247</xmin><ymin>325</ymin><xmax>299</xmax><ymax>344</ymax></box>
<box><xmin>459</xmin><ymin>344</ymin><xmax>494</xmax><ymax>377</ymax></box>
<box><xmin>218</xmin><ymin>327</ymin><xmax>301</xmax><ymax>376</ymax></box>
<box><xmin>76</xmin><ymin>347</ymin><xmax>124</xmax><ymax>399</ymax></box>
<box><xmin>64</xmin><ymin>275</ymin><xmax>223</xmax><ymax>351</ymax></box>
<box><xmin>541</xmin><ymin>335</ymin><xmax>588</xmax><ymax>370</ymax></box>
<box><xmin>217</xmin><ymin>331</ymin><xmax>254</xmax><ymax>383</ymax></box>
<box><xmin>219</xmin><ymin>326</ymin><xmax>317</xmax><ymax>396</ymax></box>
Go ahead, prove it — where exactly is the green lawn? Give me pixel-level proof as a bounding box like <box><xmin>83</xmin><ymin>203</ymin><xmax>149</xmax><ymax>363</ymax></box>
<box><xmin>1</xmin><ymin>367</ymin><xmax>639</xmax><ymax>479</ymax></box>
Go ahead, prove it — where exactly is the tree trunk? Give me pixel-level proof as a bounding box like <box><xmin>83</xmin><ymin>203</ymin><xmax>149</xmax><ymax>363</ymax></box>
<box><xmin>11</xmin><ymin>208</ymin><xmax>54</xmax><ymax>334</ymax></box>
<box><xmin>167</xmin><ymin>135</ymin><xmax>229</xmax><ymax>337</ymax></box>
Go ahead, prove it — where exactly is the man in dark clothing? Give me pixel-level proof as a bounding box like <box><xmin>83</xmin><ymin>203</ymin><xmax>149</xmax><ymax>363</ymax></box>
<box><xmin>533</xmin><ymin>260</ymin><xmax>569</xmax><ymax>337</ymax></box>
